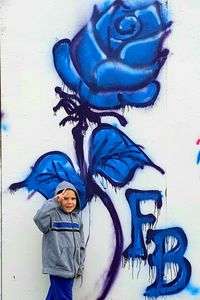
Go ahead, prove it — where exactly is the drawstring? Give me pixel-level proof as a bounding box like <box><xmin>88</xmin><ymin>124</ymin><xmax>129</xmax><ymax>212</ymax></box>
<box><xmin>79</xmin><ymin>274</ymin><xmax>83</xmax><ymax>287</ymax></box>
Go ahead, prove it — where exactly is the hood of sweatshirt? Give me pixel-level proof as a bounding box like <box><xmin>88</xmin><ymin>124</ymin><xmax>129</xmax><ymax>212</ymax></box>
<box><xmin>55</xmin><ymin>181</ymin><xmax>81</xmax><ymax>213</ymax></box>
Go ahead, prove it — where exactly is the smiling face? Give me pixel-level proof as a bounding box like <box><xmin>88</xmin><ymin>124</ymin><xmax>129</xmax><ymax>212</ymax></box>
<box><xmin>60</xmin><ymin>189</ymin><xmax>77</xmax><ymax>213</ymax></box>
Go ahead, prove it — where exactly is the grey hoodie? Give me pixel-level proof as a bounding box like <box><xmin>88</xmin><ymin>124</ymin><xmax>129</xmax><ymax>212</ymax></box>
<box><xmin>34</xmin><ymin>181</ymin><xmax>85</xmax><ymax>278</ymax></box>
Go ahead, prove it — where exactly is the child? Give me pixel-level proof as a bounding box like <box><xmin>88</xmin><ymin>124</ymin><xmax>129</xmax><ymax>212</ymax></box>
<box><xmin>34</xmin><ymin>181</ymin><xmax>85</xmax><ymax>300</ymax></box>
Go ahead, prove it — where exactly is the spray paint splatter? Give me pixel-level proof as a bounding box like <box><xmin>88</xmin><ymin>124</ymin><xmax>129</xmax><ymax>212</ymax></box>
<box><xmin>196</xmin><ymin>139</ymin><xmax>200</xmax><ymax>145</ymax></box>
<box><xmin>187</xmin><ymin>283</ymin><xmax>200</xmax><ymax>296</ymax></box>
<box><xmin>2</xmin><ymin>122</ymin><xmax>9</xmax><ymax>132</ymax></box>
<box><xmin>197</xmin><ymin>152</ymin><xmax>200</xmax><ymax>164</ymax></box>
<box><xmin>196</xmin><ymin>139</ymin><xmax>200</xmax><ymax>164</ymax></box>
<box><xmin>1</xmin><ymin>112</ymin><xmax>9</xmax><ymax>132</ymax></box>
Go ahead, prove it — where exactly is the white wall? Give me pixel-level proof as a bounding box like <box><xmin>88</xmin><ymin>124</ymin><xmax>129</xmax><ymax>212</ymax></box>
<box><xmin>2</xmin><ymin>0</ymin><xmax>200</xmax><ymax>299</ymax></box>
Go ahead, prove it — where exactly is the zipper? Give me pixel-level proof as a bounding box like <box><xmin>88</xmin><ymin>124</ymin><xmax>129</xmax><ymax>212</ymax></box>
<box><xmin>70</xmin><ymin>213</ymin><xmax>77</xmax><ymax>276</ymax></box>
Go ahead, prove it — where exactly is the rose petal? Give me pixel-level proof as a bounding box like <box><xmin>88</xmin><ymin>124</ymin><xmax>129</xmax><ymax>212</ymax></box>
<box><xmin>70</xmin><ymin>23</ymin><xmax>106</xmax><ymax>88</ymax></box>
<box><xmin>94</xmin><ymin>4</ymin><xmax>116</xmax><ymax>55</ymax></box>
<box><xmin>53</xmin><ymin>39</ymin><xmax>81</xmax><ymax>93</ymax></box>
<box><xmin>52</xmin><ymin>39</ymin><xmax>113</xmax><ymax>108</ymax></box>
<box><xmin>83</xmin><ymin>82</ymin><xmax>160</xmax><ymax>109</ymax></box>
<box><xmin>53</xmin><ymin>41</ymin><xmax>159</xmax><ymax>109</ymax></box>
<box><xmin>118</xmin><ymin>81</ymin><xmax>160</xmax><ymax>107</ymax></box>
<box><xmin>134</xmin><ymin>3</ymin><xmax>166</xmax><ymax>40</ymax></box>
<box><xmin>110</xmin><ymin>10</ymin><xmax>141</xmax><ymax>42</ymax></box>
<box><xmin>94</xmin><ymin>3</ymin><xmax>141</xmax><ymax>54</ymax></box>
<box><xmin>119</xmin><ymin>31</ymin><xmax>168</xmax><ymax>65</ymax></box>
<box><xmin>92</xmin><ymin>60</ymin><xmax>160</xmax><ymax>91</ymax></box>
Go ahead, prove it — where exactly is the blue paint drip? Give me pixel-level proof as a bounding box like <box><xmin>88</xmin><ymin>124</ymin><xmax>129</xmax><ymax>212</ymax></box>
<box><xmin>187</xmin><ymin>283</ymin><xmax>200</xmax><ymax>296</ymax></box>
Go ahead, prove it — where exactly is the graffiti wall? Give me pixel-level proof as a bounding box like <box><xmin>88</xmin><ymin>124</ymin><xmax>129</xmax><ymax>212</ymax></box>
<box><xmin>2</xmin><ymin>0</ymin><xmax>200</xmax><ymax>299</ymax></box>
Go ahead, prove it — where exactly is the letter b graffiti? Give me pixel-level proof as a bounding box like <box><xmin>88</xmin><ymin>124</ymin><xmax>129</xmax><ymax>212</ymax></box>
<box><xmin>145</xmin><ymin>227</ymin><xmax>191</xmax><ymax>297</ymax></box>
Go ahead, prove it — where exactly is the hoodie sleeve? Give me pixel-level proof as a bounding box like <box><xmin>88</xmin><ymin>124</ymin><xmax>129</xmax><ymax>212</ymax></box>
<box><xmin>33</xmin><ymin>198</ymin><xmax>60</xmax><ymax>233</ymax></box>
<box><xmin>77</xmin><ymin>221</ymin><xmax>86</xmax><ymax>275</ymax></box>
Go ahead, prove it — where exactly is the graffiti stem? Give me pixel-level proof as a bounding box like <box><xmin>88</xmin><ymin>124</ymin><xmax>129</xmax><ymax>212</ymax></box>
<box><xmin>72</xmin><ymin>125</ymin><xmax>88</xmax><ymax>181</ymax></box>
<box><xmin>92</xmin><ymin>181</ymin><xmax>123</xmax><ymax>300</ymax></box>
<box><xmin>72</xmin><ymin>118</ymin><xmax>123</xmax><ymax>299</ymax></box>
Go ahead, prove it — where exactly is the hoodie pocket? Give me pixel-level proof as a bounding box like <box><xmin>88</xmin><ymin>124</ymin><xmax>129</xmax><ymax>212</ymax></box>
<box><xmin>56</xmin><ymin>247</ymin><xmax>74</xmax><ymax>271</ymax></box>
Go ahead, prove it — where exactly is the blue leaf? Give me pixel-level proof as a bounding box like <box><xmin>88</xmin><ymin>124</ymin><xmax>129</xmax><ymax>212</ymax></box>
<box><xmin>9</xmin><ymin>151</ymin><xmax>86</xmax><ymax>209</ymax></box>
<box><xmin>89</xmin><ymin>124</ymin><xmax>164</xmax><ymax>187</ymax></box>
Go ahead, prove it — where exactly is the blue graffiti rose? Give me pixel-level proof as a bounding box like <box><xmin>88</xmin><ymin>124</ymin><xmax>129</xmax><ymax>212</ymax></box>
<box><xmin>53</xmin><ymin>0</ymin><xmax>171</xmax><ymax>109</ymax></box>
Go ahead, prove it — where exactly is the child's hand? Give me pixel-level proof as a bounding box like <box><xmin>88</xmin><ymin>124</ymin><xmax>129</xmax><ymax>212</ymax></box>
<box><xmin>55</xmin><ymin>189</ymin><xmax>67</xmax><ymax>203</ymax></box>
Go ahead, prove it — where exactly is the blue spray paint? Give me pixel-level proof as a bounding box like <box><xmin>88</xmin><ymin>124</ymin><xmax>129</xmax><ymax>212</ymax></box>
<box><xmin>1</xmin><ymin>112</ymin><xmax>9</xmax><ymax>132</ymax></box>
<box><xmin>9</xmin><ymin>1</ymin><xmax>191</xmax><ymax>299</ymax></box>
<box><xmin>187</xmin><ymin>283</ymin><xmax>200</xmax><ymax>296</ymax></box>
<box><xmin>2</xmin><ymin>123</ymin><xmax>9</xmax><ymax>132</ymax></box>
<box><xmin>197</xmin><ymin>151</ymin><xmax>200</xmax><ymax>164</ymax></box>
<box><xmin>145</xmin><ymin>227</ymin><xmax>191</xmax><ymax>297</ymax></box>
<box><xmin>123</xmin><ymin>189</ymin><xmax>162</xmax><ymax>261</ymax></box>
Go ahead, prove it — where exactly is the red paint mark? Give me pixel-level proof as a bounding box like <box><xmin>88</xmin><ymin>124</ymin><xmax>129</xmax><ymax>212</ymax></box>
<box><xmin>196</xmin><ymin>139</ymin><xmax>200</xmax><ymax>145</ymax></box>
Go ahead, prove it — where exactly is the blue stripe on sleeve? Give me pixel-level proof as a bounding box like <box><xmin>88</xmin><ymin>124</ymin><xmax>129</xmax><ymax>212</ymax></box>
<box><xmin>52</xmin><ymin>222</ymin><xmax>80</xmax><ymax>230</ymax></box>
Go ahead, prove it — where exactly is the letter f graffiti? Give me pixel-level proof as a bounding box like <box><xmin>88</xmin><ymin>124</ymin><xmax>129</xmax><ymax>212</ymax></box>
<box><xmin>123</xmin><ymin>189</ymin><xmax>163</xmax><ymax>260</ymax></box>
<box><xmin>145</xmin><ymin>227</ymin><xmax>192</xmax><ymax>297</ymax></box>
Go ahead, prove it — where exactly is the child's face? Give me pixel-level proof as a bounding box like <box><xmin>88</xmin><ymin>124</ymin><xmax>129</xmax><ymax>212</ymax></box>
<box><xmin>58</xmin><ymin>189</ymin><xmax>77</xmax><ymax>213</ymax></box>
